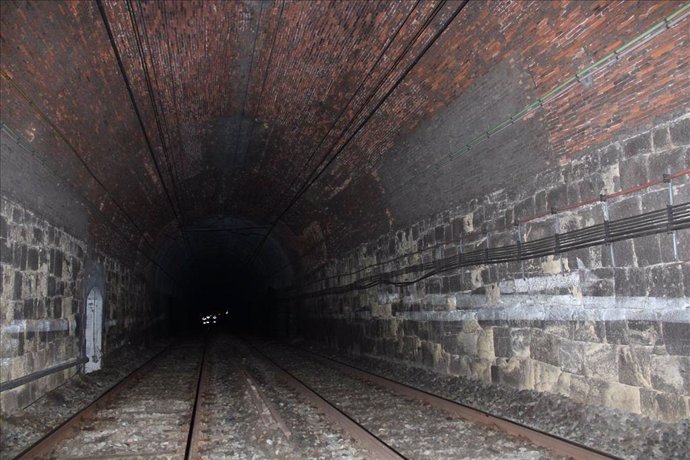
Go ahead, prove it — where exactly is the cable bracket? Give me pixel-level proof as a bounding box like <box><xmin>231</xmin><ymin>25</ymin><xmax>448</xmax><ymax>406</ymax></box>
<box><xmin>666</xmin><ymin>204</ymin><xmax>674</xmax><ymax>233</ymax></box>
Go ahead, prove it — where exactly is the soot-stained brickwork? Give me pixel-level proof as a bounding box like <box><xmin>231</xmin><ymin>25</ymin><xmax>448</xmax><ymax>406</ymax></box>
<box><xmin>0</xmin><ymin>197</ymin><xmax>161</xmax><ymax>414</ymax></box>
<box><xmin>299</xmin><ymin>115</ymin><xmax>690</xmax><ymax>421</ymax></box>
<box><xmin>1</xmin><ymin>0</ymin><xmax>688</xmax><ymax>422</ymax></box>
<box><xmin>1</xmin><ymin>1</ymin><xmax>688</xmax><ymax>257</ymax></box>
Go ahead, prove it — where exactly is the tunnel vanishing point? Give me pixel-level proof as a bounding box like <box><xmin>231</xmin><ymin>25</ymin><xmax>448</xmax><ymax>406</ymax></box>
<box><xmin>1</xmin><ymin>1</ymin><xmax>689</xmax><ymax>458</ymax></box>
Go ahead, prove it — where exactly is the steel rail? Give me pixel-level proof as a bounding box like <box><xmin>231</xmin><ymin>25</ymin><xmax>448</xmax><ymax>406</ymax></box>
<box><xmin>241</xmin><ymin>340</ymin><xmax>406</xmax><ymax>460</ymax></box>
<box><xmin>240</xmin><ymin>367</ymin><xmax>293</xmax><ymax>440</ymax></box>
<box><xmin>297</xmin><ymin>347</ymin><xmax>620</xmax><ymax>460</ymax></box>
<box><xmin>185</xmin><ymin>339</ymin><xmax>210</xmax><ymax>460</ymax></box>
<box><xmin>16</xmin><ymin>346</ymin><xmax>171</xmax><ymax>459</ymax></box>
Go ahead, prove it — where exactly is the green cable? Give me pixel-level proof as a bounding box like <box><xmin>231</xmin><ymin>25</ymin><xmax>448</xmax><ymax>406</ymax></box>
<box><xmin>389</xmin><ymin>1</ymin><xmax>690</xmax><ymax>199</ymax></box>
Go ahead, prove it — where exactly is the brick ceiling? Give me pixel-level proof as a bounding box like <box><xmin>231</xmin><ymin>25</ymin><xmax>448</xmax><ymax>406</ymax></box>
<box><xmin>1</xmin><ymin>0</ymin><xmax>686</xmax><ymax>275</ymax></box>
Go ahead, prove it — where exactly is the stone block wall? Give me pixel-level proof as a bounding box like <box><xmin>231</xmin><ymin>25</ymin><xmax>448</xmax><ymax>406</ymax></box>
<box><xmin>299</xmin><ymin>114</ymin><xmax>690</xmax><ymax>421</ymax></box>
<box><xmin>0</xmin><ymin>198</ymin><xmax>85</xmax><ymax>413</ymax></box>
<box><xmin>0</xmin><ymin>197</ymin><xmax>160</xmax><ymax>414</ymax></box>
<box><xmin>102</xmin><ymin>255</ymin><xmax>158</xmax><ymax>352</ymax></box>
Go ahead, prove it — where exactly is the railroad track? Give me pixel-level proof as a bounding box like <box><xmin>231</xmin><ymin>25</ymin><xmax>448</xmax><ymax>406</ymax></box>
<box><xmin>17</xmin><ymin>335</ymin><xmax>619</xmax><ymax>459</ymax></box>
<box><xmin>17</xmin><ymin>342</ymin><xmax>207</xmax><ymax>459</ymax></box>
<box><xmin>243</xmin><ymin>339</ymin><xmax>620</xmax><ymax>460</ymax></box>
<box><xmin>16</xmin><ymin>336</ymin><xmax>349</xmax><ymax>459</ymax></box>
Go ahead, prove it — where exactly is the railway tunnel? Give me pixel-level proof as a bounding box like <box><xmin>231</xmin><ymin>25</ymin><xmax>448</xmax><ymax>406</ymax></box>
<box><xmin>1</xmin><ymin>0</ymin><xmax>689</xmax><ymax>458</ymax></box>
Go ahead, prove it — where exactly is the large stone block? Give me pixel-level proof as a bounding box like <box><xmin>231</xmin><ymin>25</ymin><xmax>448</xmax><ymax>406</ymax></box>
<box><xmin>618</xmin><ymin>346</ymin><xmax>652</xmax><ymax>388</ymax></box>
<box><xmin>420</xmin><ymin>340</ymin><xmax>443</xmax><ymax>369</ymax></box>
<box><xmin>12</xmin><ymin>272</ymin><xmax>23</xmax><ymax>300</ymax></box>
<box><xmin>669</xmin><ymin>117</ymin><xmax>690</xmax><ymax>146</ymax></box>
<box><xmin>531</xmin><ymin>359</ymin><xmax>562</xmax><ymax>392</ymax></box>
<box><xmin>652</xmin><ymin>126</ymin><xmax>670</xmax><ymax>151</ymax></box>
<box><xmin>648</xmin><ymin>147</ymin><xmax>688</xmax><ymax>179</ymax></box>
<box><xmin>492</xmin><ymin>356</ymin><xmax>532</xmax><ymax>390</ymax></box>
<box><xmin>602</xmin><ymin>381</ymin><xmax>641</xmax><ymax>414</ymax></box>
<box><xmin>623</xmin><ymin>133</ymin><xmax>652</xmax><ymax>157</ymax></box>
<box><xmin>640</xmin><ymin>388</ymin><xmax>689</xmax><ymax>422</ymax></box>
<box><xmin>458</xmin><ymin>332</ymin><xmax>479</xmax><ymax>357</ymax></box>
<box><xmin>510</xmin><ymin>328</ymin><xmax>531</xmax><ymax>359</ymax></box>
<box><xmin>543</xmin><ymin>321</ymin><xmax>571</xmax><ymax>339</ymax></box>
<box><xmin>611</xmin><ymin>239</ymin><xmax>636</xmax><ymax>268</ymax></box>
<box><xmin>573</xmin><ymin>320</ymin><xmax>606</xmax><ymax>343</ymax></box>
<box><xmin>626</xmin><ymin>320</ymin><xmax>661</xmax><ymax>346</ymax></box>
<box><xmin>649</xmin><ymin>355</ymin><xmax>689</xmax><ymax>394</ymax></box>
<box><xmin>530</xmin><ymin>329</ymin><xmax>560</xmax><ymax>367</ymax></box>
<box><xmin>470</xmin><ymin>358</ymin><xmax>493</xmax><ymax>384</ymax></box>
<box><xmin>664</xmin><ymin>322</ymin><xmax>690</xmax><ymax>356</ymax></box>
<box><xmin>567</xmin><ymin>373</ymin><xmax>591</xmax><ymax>403</ymax></box>
<box><xmin>633</xmin><ymin>235</ymin><xmax>661</xmax><ymax>268</ymax></box>
<box><xmin>461</xmin><ymin>319</ymin><xmax>482</xmax><ymax>334</ymax></box>
<box><xmin>559</xmin><ymin>338</ymin><xmax>585</xmax><ymax>375</ymax></box>
<box><xmin>583</xmin><ymin>343</ymin><xmax>618</xmax><ymax>382</ymax></box>
<box><xmin>448</xmin><ymin>354</ymin><xmax>472</xmax><ymax>378</ymax></box>
<box><xmin>477</xmin><ymin>328</ymin><xmax>494</xmax><ymax>361</ymax></box>
<box><xmin>493</xmin><ymin>326</ymin><xmax>511</xmax><ymax>358</ymax></box>
<box><xmin>620</xmin><ymin>154</ymin><xmax>649</xmax><ymax>189</ymax></box>
<box><xmin>604</xmin><ymin>320</ymin><xmax>629</xmax><ymax>345</ymax></box>
<box><xmin>648</xmin><ymin>264</ymin><xmax>685</xmax><ymax>298</ymax></box>
<box><xmin>614</xmin><ymin>267</ymin><xmax>648</xmax><ymax>297</ymax></box>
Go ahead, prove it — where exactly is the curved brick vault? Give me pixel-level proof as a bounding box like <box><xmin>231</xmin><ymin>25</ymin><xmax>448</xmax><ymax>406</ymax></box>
<box><xmin>1</xmin><ymin>0</ymin><xmax>689</xmax><ymax>421</ymax></box>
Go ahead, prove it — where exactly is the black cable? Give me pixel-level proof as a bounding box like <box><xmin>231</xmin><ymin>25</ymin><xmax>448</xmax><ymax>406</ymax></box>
<box><xmin>263</xmin><ymin>0</ymin><xmax>425</xmax><ymax>222</ymax></box>
<box><xmin>125</xmin><ymin>0</ymin><xmax>188</xmax><ymax>226</ymax></box>
<box><xmin>96</xmin><ymin>0</ymin><xmax>191</xmax><ymax>255</ymax></box>
<box><xmin>228</xmin><ymin>0</ymin><xmax>287</xmax><ymax>201</ymax></box>
<box><xmin>244</xmin><ymin>0</ymin><xmax>468</xmax><ymax>271</ymax></box>
<box><xmin>284</xmin><ymin>202</ymin><xmax>689</xmax><ymax>300</ymax></box>
<box><xmin>227</xmin><ymin>1</ymin><xmax>265</xmax><ymax>194</ymax></box>
<box><xmin>264</xmin><ymin>0</ymin><xmax>446</xmax><ymax>224</ymax></box>
<box><xmin>1</xmin><ymin>126</ymin><xmax>179</xmax><ymax>281</ymax></box>
<box><xmin>0</xmin><ymin>73</ymin><xmax>164</xmax><ymax>259</ymax></box>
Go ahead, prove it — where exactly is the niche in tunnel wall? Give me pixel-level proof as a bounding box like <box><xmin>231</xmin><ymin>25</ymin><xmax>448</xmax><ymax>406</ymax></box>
<box><xmin>0</xmin><ymin>196</ymin><xmax>164</xmax><ymax>414</ymax></box>
<box><xmin>297</xmin><ymin>114</ymin><xmax>690</xmax><ymax>422</ymax></box>
<box><xmin>0</xmin><ymin>197</ymin><xmax>85</xmax><ymax>413</ymax></box>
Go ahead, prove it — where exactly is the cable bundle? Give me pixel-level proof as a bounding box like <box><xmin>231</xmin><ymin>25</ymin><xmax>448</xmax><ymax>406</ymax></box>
<box><xmin>286</xmin><ymin>202</ymin><xmax>689</xmax><ymax>299</ymax></box>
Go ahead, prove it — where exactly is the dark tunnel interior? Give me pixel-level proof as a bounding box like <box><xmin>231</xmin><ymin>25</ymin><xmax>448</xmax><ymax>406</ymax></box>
<box><xmin>1</xmin><ymin>1</ymin><xmax>690</xmax><ymax>451</ymax></box>
<box><xmin>154</xmin><ymin>216</ymin><xmax>298</xmax><ymax>337</ymax></box>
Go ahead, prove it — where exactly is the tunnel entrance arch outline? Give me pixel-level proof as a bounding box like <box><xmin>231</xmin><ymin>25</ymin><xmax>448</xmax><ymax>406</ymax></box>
<box><xmin>85</xmin><ymin>287</ymin><xmax>103</xmax><ymax>373</ymax></box>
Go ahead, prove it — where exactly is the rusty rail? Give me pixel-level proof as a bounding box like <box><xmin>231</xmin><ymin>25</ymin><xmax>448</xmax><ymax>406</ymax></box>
<box><xmin>300</xmin><ymin>348</ymin><xmax>619</xmax><ymax>460</ymax></box>
<box><xmin>242</xmin><ymin>341</ymin><xmax>406</xmax><ymax>460</ymax></box>
<box><xmin>17</xmin><ymin>346</ymin><xmax>171</xmax><ymax>459</ymax></box>
<box><xmin>241</xmin><ymin>368</ymin><xmax>293</xmax><ymax>440</ymax></box>
<box><xmin>185</xmin><ymin>339</ymin><xmax>210</xmax><ymax>460</ymax></box>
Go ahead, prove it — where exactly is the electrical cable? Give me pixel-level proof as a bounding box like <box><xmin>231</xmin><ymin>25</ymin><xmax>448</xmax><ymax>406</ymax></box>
<box><xmin>265</xmin><ymin>1</ymin><xmax>689</xmax><ymax>285</ymax></box>
<box><xmin>261</xmin><ymin>0</ymin><xmax>425</xmax><ymax>222</ymax></box>
<box><xmin>383</xmin><ymin>2</ymin><xmax>690</xmax><ymax>205</ymax></box>
<box><xmin>225</xmin><ymin>0</ymin><xmax>265</xmax><ymax>201</ymax></box>
<box><xmin>0</xmin><ymin>125</ymin><xmax>179</xmax><ymax>282</ymax></box>
<box><xmin>229</xmin><ymin>0</ymin><xmax>287</xmax><ymax>197</ymax></box>
<box><xmin>243</xmin><ymin>0</ymin><xmax>469</xmax><ymax>272</ymax></box>
<box><xmin>124</xmin><ymin>0</ymin><xmax>188</xmax><ymax>226</ymax></box>
<box><xmin>277</xmin><ymin>168</ymin><xmax>690</xmax><ymax>294</ymax></box>
<box><xmin>0</xmin><ymin>72</ymin><xmax>165</xmax><ymax>259</ymax></box>
<box><xmin>286</xmin><ymin>202</ymin><xmax>689</xmax><ymax>299</ymax></box>
<box><xmin>96</xmin><ymin>0</ymin><xmax>192</xmax><ymax>255</ymax></box>
<box><xmin>263</xmin><ymin>0</ymin><xmax>446</xmax><ymax>225</ymax></box>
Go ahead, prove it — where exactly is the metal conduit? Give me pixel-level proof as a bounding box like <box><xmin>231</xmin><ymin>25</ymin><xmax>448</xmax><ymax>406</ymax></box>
<box><xmin>0</xmin><ymin>357</ymin><xmax>89</xmax><ymax>393</ymax></box>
